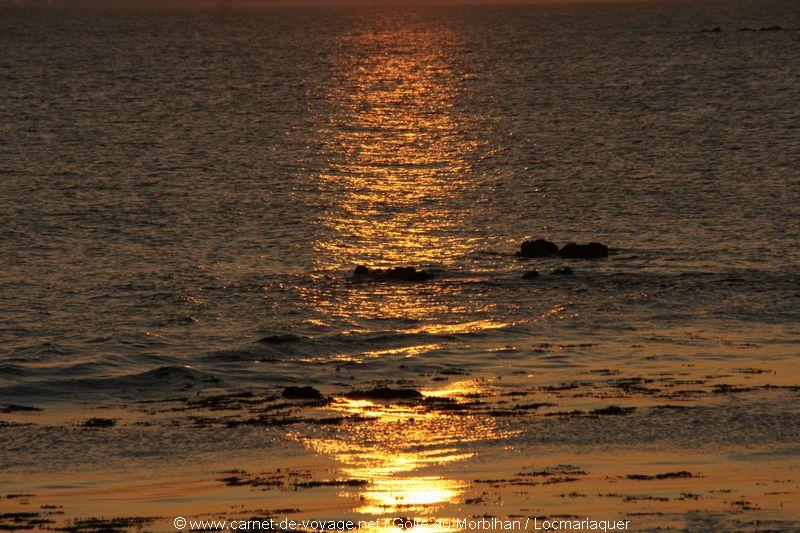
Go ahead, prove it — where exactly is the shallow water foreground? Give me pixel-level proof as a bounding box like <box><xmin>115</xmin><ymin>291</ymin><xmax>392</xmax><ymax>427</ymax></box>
<box><xmin>3</xmin><ymin>348</ymin><xmax>800</xmax><ymax>531</ymax></box>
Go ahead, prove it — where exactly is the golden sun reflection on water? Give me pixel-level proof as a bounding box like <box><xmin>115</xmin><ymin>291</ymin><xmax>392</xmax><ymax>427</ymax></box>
<box><xmin>300</xmin><ymin>381</ymin><xmax>502</xmax><ymax>522</ymax></box>
<box><xmin>296</xmin><ymin>318</ymin><xmax>512</xmax><ymax>364</ymax></box>
<box><xmin>407</xmin><ymin>319</ymin><xmax>510</xmax><ymax>336</ymax></box>
<box><xmin>316</xmin><ymin>18</ymin><xmax>479</xmax><ymax>269</ymax></box>
<box><xmin>297</xmin><ymin>22</ymin><xmax>501</xmax><ymax>529</ymax></box>
<box><xmin>297</xmin><ymin>17</ymin><xmax>508</xmax><ymax>332</ymax></box>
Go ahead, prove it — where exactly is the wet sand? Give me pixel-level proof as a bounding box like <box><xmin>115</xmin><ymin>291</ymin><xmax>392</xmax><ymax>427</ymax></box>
<box><xmin>3</xmin><ymin>342</ymin><xmax>799</xmax><ymax>532</ymax></box>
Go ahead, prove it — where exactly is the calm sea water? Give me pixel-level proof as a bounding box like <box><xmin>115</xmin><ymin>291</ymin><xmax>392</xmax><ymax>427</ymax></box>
<box><xmin>1</xmin><ymin>1</ymin><xmax>799</xmax><ymax>401</ymax></box>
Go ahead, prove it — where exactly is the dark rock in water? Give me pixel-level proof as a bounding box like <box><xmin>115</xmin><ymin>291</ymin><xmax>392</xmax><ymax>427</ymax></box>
<box><xmin>353</xmin><ymin>266</ymin><xmax>434</xmax><ymax>282</ymax></box>
<box><xmin>294</xmin><ymin>479</ymin><xmax>369</xmax><ymax>489</ymax></box>
<box><xmin>0</xmin><ymin>403</ymin><xmax>42</xmax><ymax>413</ymax></box>
<box><xmin>760</xmin><ymin>25</ymin><xmax>783</xmax><ymax>31</ymax></box>
<box><xmin>559</xmin><ymin>242</ymin><xmax>609</xmax><ymax>259</ymax></box>
<box><xmin>590</xmin><ymin>405</ymin><xmax>635</xmax><ymax>416</ymax></box>
<box><xmin>381</xmin><ymin>267</ymin><xmax>434</xmax><ymax>281</ymax></box>
<box><xmin>702</xmin><ymin>26</ymin><xmax>722</xmax><ymax>33</ymax></box>
<box><xmin>82</xmin><ymin>417</ymin><xmax>116</xmax><ymax>428</ymax></box>
<box><xmin>282</xmin><ymin>386</ymin><xmax>324</xmax><ymax>400</ymax></box>
<box><xmin>258</xmin><ymin>334</ymin><xmax>301</xmax><ymax>344</ymax></box>
<box><xmin>516</xmin><ymin>239</ymin><xmax>560</xmax><ymax>258</ymax></box>
<box><xmin>627</xmin><ymin>471</ymin><xmax>693</xmax><ymax>481</ymax></box>
<box><xmin>552</xmin><ymin>267</ymin><xmax>573</xmax><ymax>276</ymax></box>
<box><xmin>522</xmin><ymin>270</ymin><xmax>539</xmax><ymax>279</ymax></box>
<box><xmin>739</xmin><ymin>27</ymin><xmax>756</xmax><ymax>32</ymax></box>
<box><xmin>344</xmin><ymin>387</ymin><xmax>423</xmax><ymax>401</ymax></box>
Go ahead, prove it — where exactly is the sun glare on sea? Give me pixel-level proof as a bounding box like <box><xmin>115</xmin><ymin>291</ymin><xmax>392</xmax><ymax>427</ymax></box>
<box><xmin>298</xmin><ymin>380</ymin><xmax>501</xmax><ymax>523</ymax></box>
<box><xmin>314</xmin><ymin>16</ymin><xmax>478</xmax><ymax>270</ymax></box>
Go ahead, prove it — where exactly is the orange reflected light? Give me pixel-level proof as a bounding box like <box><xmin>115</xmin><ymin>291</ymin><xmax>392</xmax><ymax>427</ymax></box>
<box><xmin>315</xmin><ymin>19</ymin><xmax>477</xmax><ymax>270</ymax></box>
<box><xmin>295</xmin><ymin>19</ymin><xmax>499</xmax><ymax>524</ymax></box>
<box><xmin>301</xmin><ymin>380</ymin><xmax>500</xmax><ymax>516</ymax></box>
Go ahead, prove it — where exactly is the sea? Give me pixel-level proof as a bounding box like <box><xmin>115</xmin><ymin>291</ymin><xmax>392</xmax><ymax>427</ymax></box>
<box><xmin>1</xmin><ymin>1</ymin><xmax>799</xmax><ymax>530</ymax></box>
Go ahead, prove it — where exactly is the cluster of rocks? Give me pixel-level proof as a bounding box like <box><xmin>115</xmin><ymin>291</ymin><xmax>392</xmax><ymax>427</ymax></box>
<box><xmin>352</xmin><ymin>265</ymin><xmax>434</xmax><ymax>282</ymax></box>
<box><xmin>516</xmin><ymin>239</ymin><xmax>608</xmax><ymax>259</ymax></box>
<box><xmin>281</xmin><ymin>386</ymin><xmax>423</xmax><ymax>402</ymax></box>
<box><xmin>349</xmin><ymin>239</ymin><xmax>609</xmax><ymax>284</ymax></box>
<box><xmin>515</xmin><ymin>239</ymin><xmax>608</xmax><ymax>280</ymax></box>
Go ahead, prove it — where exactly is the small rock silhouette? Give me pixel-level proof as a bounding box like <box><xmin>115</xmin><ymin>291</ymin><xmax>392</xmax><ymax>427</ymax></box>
<box><xmin>82</xmin><ymin>418</ymin><xmax>116</xmax><ymax>428</ymax></box>
<box><xmin>522</xmin><ymin>270</ymin><xmax>539</xmax><ymax>279</ymax></box>
<box><xmin>559</xmin><ymin>242</ymin><xmax>608</xmax><ymax>259</ymax></box>
<box><xmin>282</xmin><ymin>386</ymin><xmax>324</xmax><ymax>400</ymax></box>
<box><xmin>344</xmin><ymin>387</ymin><xmax>423</xmax><ymax>401</ymax></box>
<box><xmin>516</xmin><ymin>239</ymin><xmax>560</xmax><ymax>258</ymax></box>
<box><xmin>353</xmin><ymin>266</ymin><xmax>434</xmax><ymax>282</ymax></box>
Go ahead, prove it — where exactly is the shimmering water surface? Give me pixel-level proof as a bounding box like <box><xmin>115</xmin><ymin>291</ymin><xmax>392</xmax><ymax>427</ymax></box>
<box><xmin>1</xmin><ymin>1</ymin><xmax>800</xmax><ymax>530</ymax></box>
<box><xmin>2</xmin><ymin>1</ymin><xmax>799</xmax><ymax>392</ymax></box>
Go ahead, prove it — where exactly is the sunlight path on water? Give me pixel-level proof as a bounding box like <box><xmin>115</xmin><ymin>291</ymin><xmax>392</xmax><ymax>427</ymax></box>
<box><xmin>297</xmin><ymin>380</ymin><xmax>511</xmax><ymax>525</ymax></box>
<box><xmin>314</xmin><ymin>14</ymin><xmax>482</xmax><ymax>270</ymax></box>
